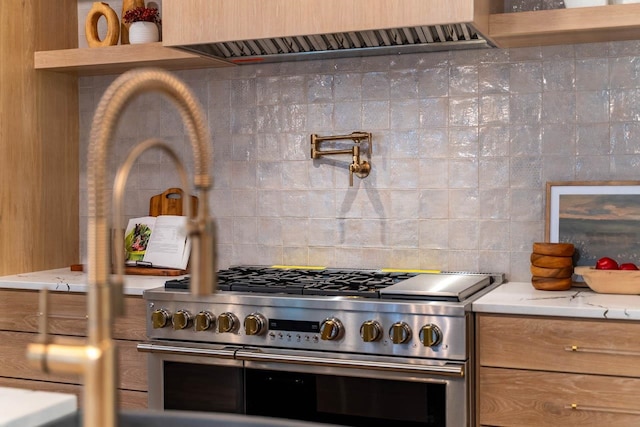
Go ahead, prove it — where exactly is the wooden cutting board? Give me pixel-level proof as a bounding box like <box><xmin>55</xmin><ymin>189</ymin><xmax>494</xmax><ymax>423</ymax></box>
<box><xmin>149</xmin><ymin>187</ymin><xmax>198</xmax><ymax>217</ymax></box>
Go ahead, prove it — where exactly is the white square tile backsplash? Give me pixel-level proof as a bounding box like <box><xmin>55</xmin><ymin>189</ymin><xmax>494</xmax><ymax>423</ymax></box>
<box><xmin>76</xmin><ymin>12</ymin><xmax>640</xmax><ymax>281</ymax></box>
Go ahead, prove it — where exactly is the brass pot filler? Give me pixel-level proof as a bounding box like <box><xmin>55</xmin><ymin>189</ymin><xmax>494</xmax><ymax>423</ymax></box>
<box><xmin>310</xmin><ymin>131</ymin><xmax>372</xmax><ymax>186</ymax></box>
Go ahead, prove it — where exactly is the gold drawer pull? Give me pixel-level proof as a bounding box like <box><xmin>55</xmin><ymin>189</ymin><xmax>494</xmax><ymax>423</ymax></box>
<box><xmin>565</xmin><ymin>345</ymin><xmax>640</xmax><ymax>357</ymax></box>
<box><xmin>566</xmin><ymin>403</ymin><xmax>640</xmax><ymax>416</ymax></box>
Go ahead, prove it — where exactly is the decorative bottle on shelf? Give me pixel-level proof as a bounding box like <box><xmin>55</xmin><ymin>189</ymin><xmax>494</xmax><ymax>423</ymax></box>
<box><xmin>121</xmin><ymin>0</ymin><xmax>145</xmax><ymax>45</ymax></box>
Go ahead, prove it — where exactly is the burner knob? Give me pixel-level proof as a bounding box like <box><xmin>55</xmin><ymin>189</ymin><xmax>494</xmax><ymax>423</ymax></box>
<box><xmin>389</xmin><ymin>322</ymin><xmax>412</xmax><ymax>344</ymax></box>
<box><xmin>419</xmin><ymin>324</ymin><xmax>443</xmax><ymax>347</ymax></box>
<box><xmin>172</xmin><ymin>310</ymin><xmax>192</xmax><ymax>330</ymax></box>
<box><xmin>360</xmin><ymin>320</ymin><xmax>382</xmax><ymax>342</ymax></box>
<box><xmin>244</xmin><ymin>313</ymin><xmax>267</xmax><ymax>336</ymax></box>
<box><xmin>195</xmin><ymin>311</ymin><xmax>215</xmax><ymax>332</ymax></box>
<box><xmin>320</xmin><ymin>318</ymin><xmax>344</xmax><ymax>341</ymax></box>
<box><xmin>151</xmin><ymin>309</ymin><xmax>170</xmax><ymax>329</ymax></box>
<box><xmin>218</xmin><ymin>312</ymin><xmax>238</xmax><ymax>333</ymax></box>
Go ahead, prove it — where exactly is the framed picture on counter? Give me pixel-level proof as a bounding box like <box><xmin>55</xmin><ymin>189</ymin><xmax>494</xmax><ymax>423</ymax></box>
<box><xmin>546</xmin><ymin>181</ymin><xmax>640</xmax><ymax>270</ymax></box>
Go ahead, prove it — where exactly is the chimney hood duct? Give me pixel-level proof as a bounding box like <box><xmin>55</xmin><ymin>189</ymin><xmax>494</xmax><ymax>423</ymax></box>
<box><xmin>162</xmin><ymin>0</ymin><xmax>494</xmax><ymax>65</ymax></box>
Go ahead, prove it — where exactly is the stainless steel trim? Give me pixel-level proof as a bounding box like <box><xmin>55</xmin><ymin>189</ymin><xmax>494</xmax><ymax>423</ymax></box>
<box><xmin>138</xmin><ymin>342</ymin><xmax>463</xmax><ymax>376</ymax></box>
<box><xmin>179</xmin><ymin>38</ymin><xmax>489</xmax><ymax>65</ymax></box>
<box><xmin>137</xmin><ymin>342</ymin><xmax>237</xmax><ymax>358</ymax></box>
<box><xmin>236</xmin><ymin>349</ymin><xmax>464</xmax><ymax>377</ymax></box>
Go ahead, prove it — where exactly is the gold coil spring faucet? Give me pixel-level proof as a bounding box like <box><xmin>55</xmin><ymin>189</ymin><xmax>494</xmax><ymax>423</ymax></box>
<box><xmin>27</xmin><ymin>68</ymin><xmax>217</xmax><ymax>427</ymax></box>
<box><xmin>310</xmin><ymin>132</ymin><xmax>372</xmax><ymax>186</ymax></box>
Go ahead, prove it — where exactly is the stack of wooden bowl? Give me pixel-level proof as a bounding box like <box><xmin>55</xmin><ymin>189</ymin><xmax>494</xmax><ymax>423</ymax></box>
<box><xmin>530</xmin><ymin>242</ymin><xmax>575</xmax><ymax>290</ymax></box>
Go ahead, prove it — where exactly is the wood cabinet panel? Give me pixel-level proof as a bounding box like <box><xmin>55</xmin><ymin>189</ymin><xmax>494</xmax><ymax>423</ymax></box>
<box><xmin>0</xmin><ymin>331</ymin><xmax>146</xmax><ymax>392</ymax></box>
<box><xmin>0</xmin><ymin>330</ymin><xmax>80</xmax><ymax>384</ymax></box>
<box><xmin>0</xmin><ymin>289</ymin><xmax>147</xmax><ymax>341</ymax></box>
<box><xmin>479</xmin><ymin>367</ymin><xmax>640</xmax><ymax>426</ymax></box>
<box><xmin>478</xmin><ymin>313</ymin><xmax>640</xmax><ymax>377</ymax></box>
<box><xmin>488</xmin><ymin>4</ymin><xmax>640</xmax><ymax>48</ymax></box>
<box><xmin>0</xmin><ymin>377</ymin><xmax>147</xmax><ymax>410</ymax></box>
<box><xmin>0</xmin><ymin>0</ymin><xmax>79</xmax><ymax>276</ymax></box>
<box><xmin>163</xmin><ymin>0</ymin><xmax>483</xmax><ymax>47</ymax></box>
<box><xmin>119</xmin><ymin>340</ymin><xmax>147</xmax><ymax>392</ymax></box>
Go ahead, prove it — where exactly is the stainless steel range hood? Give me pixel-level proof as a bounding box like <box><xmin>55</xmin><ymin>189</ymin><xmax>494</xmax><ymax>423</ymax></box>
<box><xmin>163</xmin><ymin>0</ymin><xmax>495</xmax><ymax>65</ymax></box>
<box><xmin>175</xmin><ymin>24</ymin><xmax>490</xmax><ymax>65</ymax></box>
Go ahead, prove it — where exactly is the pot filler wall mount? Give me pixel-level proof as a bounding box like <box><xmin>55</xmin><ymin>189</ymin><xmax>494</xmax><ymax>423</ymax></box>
<box><xmin>311</xmin><ymin>131</ymin><xmax>372</xmax><ymax>186</ymax></box>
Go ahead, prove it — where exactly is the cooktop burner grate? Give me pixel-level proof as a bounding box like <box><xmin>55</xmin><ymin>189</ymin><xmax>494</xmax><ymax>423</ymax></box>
<box><xmin>165</xmin><ymin>266</ymin><xmax>416</xmax><ymax>298</ymax></box>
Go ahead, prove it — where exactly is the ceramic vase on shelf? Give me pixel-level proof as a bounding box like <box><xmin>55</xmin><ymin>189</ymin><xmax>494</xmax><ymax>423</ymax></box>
<box><xmin>121</xmin><ymin>0</ymin><xmax>145</xmax><ymax>44</ymax></box>
<box><xmin>128</xmin><ymin>21</ymin><xmax>160</xmax><ymax>44</ymax></box>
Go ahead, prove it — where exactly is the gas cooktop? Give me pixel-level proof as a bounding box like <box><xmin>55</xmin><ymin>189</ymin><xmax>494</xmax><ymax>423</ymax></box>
<box><xmin>165</xmin><ymin>266</ymin><xmax>499</xmax><ymax>302</ymax></box>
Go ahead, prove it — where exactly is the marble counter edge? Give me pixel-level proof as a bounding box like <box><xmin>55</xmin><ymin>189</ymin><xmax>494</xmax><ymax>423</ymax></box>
<box><xmin>473</xmin><ymin>281</ymin><xmax>640</xmax><ymax>321</ymax></box>
<box><xmin>0</xmin><ymin>268</ymin><xmax>182</xmax><ymax>296</ymax></box>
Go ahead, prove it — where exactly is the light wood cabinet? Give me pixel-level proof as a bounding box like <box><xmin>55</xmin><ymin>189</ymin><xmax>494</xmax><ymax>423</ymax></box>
<box><xmin>162</xmin><ymin>0</ymin><xmax>491</xmax><ymax>48</ymax></box>
<box><xmin>477</xmin><ymin>313</ymin><xmax>640</xmax><ymax>426</ymax></box>
<box><xmin>487</xmin><ymin>2</ymin><xmax>640</xmax><ymax>48</ymax></box>
<box><xmin>0</xmin><ymin>0</ymin><xmax>79</xmax><ymax>275</ymax></box>
<box><xmin>0</xmin><ymin>289</ymin><xmax>149</xmax><ymax>408</ymax></box>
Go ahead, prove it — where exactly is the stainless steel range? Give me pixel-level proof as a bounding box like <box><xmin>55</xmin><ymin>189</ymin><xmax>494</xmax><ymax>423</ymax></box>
<box><xmin>138</xmin><ymin>266</ymin><xmax>503</xmax><ymax>427</ymax></box>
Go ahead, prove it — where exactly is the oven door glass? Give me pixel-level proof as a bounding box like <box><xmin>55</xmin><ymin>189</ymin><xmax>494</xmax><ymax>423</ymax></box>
<box><xmin>163</xmin><ymin>361</ymin><xmax>244</xmax><ymax>414</ymax></box>
<box><xmin>245</xmin><ymin>368</ymin><xmax>446</xmax><ymax>427</ymax></box>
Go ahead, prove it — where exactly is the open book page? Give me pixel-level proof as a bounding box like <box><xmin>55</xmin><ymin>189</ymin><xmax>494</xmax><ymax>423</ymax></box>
<box><xmin>124</xmin><ymin>216</ymin><xmax>156</xmax><ymax>263</ymax></box>
<box><xmin>124</xmin><ymin>215</ymin><xmax>191</xmax><ymax>270</ymax></box>
<box><xmin>140</xmin><ymin>215</ymin><xmax>191</xmax><ymax>270</ymax></box>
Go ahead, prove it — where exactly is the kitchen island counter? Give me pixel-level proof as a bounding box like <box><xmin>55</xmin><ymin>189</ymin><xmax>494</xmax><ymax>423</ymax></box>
<box><xmin>0</xmin><ymin>268</ymin><xmax>182</xmax><ymax>296</ymax></box>
<box><xmin>473</xmin><ymin>281</ymin><xmax>640</xmax><ymax>320</ymax></box>
<box><xmin>0</xmin><ymin>386</ymin><xmax>77</xmax><ymax>427</ymax></box>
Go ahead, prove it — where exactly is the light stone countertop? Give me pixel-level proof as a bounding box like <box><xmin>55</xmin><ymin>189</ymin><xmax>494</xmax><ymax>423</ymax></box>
<box><xmin>473</xmin><ymin>281</ymin><xmax>640</xmax><ymax>320</ymax></box>
<box><xmin>0</xmin><ymin>387</ymin><xmax>77</xmax><ymax>427</ymax></box>
<box><xmin>0</xmin><ymin>268</ymin><xmax>182</xmax><ymax>296</ymax></box>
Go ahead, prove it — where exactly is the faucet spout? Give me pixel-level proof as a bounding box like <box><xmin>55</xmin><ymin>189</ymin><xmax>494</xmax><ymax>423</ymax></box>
<box><xmin>27</xmin><ymin>68</ymin><xmax>217</xmax><ymax>427</ymax></box>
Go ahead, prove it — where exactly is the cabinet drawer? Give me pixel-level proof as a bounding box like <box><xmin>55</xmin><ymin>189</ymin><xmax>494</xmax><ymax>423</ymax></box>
<box><xmin>0</xmin><ymin>331</ymin><xmax>146</xmax><ymax>392</ymax></box>
<box><xmin>478</xmin><ymin>313</ymin><xmax>640</xmax><ymax>377</ymax></box>
<box><xmin>479</xmin><ymin>367</ymin><xmax>640</xmax><ymax>427</ymax></box>
<box><xmin>0</xmin><ymin>289</ymin><xmax>146</xmax><ymax>341</ymax></box>
<box><xmin>0</xmin><ymin>377</ymin><xmax>147</xmax><ymax>409</ymax></box>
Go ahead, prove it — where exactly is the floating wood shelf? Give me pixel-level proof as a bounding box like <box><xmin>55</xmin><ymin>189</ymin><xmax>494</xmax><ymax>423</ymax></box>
<box><xmin>488</xmin><ymin>4</ymin><xmax>640</xmax><ymax>48</ymax></box>
<box><xmin>34</xmin><ymin>42</ymin><xmax>233</xmax><ymax>76</ymax></box>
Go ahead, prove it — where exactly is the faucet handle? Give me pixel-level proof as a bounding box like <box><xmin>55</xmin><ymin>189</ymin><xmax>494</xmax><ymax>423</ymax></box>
<box><xmin>348</xmin><ymin>145</ymin><xmax>371</xmax><ymax>187</ymax></box>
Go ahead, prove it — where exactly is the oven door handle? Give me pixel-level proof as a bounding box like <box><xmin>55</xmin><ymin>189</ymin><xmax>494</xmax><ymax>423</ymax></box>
<box><xmin>236</xmin><ymin>349</ymin><xmax>465</xmax><ymax>377</ymax></box>
<box><xmin>137</xmin><ymin>342</ymin><xmax>238</xmax><ymax>358</ymax></box>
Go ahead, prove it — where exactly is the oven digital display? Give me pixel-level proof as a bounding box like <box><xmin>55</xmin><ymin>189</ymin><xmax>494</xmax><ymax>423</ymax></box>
<box><xmin>268</xmin><ymin>319</ymin><xmax>320</xmax><ymax>333</ymax></box>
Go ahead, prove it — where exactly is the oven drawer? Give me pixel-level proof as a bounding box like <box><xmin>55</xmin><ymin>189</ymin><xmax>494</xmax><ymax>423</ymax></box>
<box><xmin>478</xmin><ymin>313</ymin><xmax>640</xmax><ymax>377</ymax></box>
<box><xmin>479</xmin><ymin>367</ymin><xmax>640</xmax><ymax>427</ymax></box>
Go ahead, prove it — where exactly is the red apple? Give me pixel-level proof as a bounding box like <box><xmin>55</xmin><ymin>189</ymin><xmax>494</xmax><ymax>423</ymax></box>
<box><xmin>595</xmin><ymin>257</ymin><xmax>619</xmax><ymax>270</ymax></box>
<box><xmin>619</xmin><ymin>263</ymin><xmax>639</xmax><ymax>270</ymax></box>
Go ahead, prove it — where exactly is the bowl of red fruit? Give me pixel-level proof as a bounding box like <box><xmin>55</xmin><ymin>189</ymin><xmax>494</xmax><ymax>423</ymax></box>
<box><xmin>575</xmin><ymin>257</ymin><xmax>640</xmax><ymax>295</ymax></box>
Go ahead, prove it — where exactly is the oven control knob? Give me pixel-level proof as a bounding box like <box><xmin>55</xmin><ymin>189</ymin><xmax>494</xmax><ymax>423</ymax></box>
<box><xmin>320</xmin><ymin>318</ymin><xmax>344</xmax><ymax>341</ymax></box>
<box><xmin>389</xmin><ymin>322</ymin><xmax>412</xmax><ymax>344</ymax></box>
<box><xmin>172</xmin><ymin>310</ymin><xmax>192</xmax><ymax>330</ymax></box>
<box><xmin>195</xmin><ymin>311</ymin><xmax>215</xmax><ymax>332</ymax></box>
<box><xmin>360</xmin><ymin>320</ymin><xmax>382</xmax><ymax>342</ymax></box>
<box><xmin>151</xmin><ymin>309</ymin><xmax>170</xmax><ymax>329</ymax></box>
<box><xmin>244</xmin><ymin>313</ymin><xmax>267</xmax><ymax>336</ymax></box>
<box><xmin>420</xmin><ymin>324</ymin><xmax>443</xmax><ymax>347</ymax></box>
<box><xmin>218</xmin><ymin>312</ymin><xmax>238</xmax><ymax>333</ymax></box>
